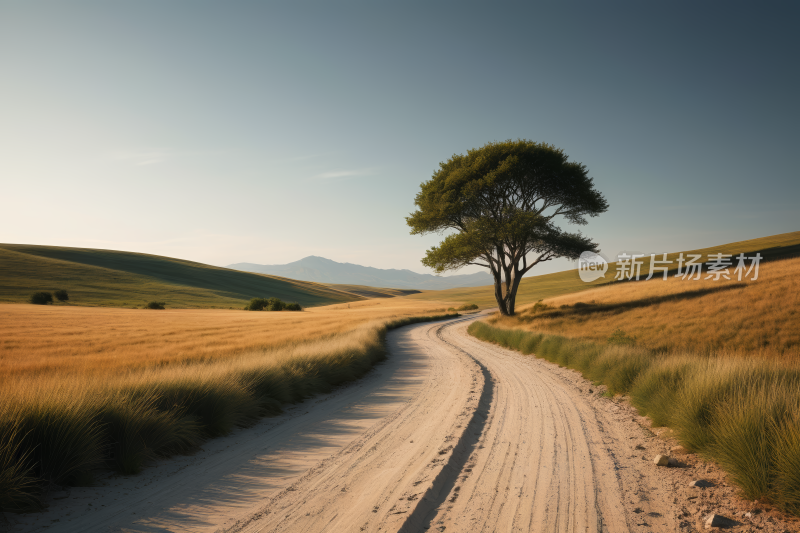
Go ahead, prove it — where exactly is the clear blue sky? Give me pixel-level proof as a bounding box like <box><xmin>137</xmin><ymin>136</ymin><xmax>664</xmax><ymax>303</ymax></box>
<box><xmin>2</xmin><ymin>2</ymin><xmax>797</xmax><ymax>275</ymax></box>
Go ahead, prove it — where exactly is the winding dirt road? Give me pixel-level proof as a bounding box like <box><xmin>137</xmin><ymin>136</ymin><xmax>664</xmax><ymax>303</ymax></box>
<box><xmin>11</xmin><ymin>315</ymin><xmax>679</xmax><ymax>533</ymax></box>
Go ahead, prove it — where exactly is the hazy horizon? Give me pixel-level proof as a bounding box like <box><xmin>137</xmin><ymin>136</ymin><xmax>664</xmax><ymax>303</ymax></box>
<box><xmin>2</xmin><ymin>2</ymin><xmax>797</xmax><ymax>276</ymax></box>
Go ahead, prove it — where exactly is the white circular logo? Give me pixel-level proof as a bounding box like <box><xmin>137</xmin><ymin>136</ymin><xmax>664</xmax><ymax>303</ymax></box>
<box><xmin>578</xmin><ymin>251</ymin><xmax>609</xmax><ymax>282</ymax></box>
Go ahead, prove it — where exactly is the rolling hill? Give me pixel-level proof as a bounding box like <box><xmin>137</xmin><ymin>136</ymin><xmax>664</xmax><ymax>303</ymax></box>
<box><xmin>406</xmin><ymin>230</ymin><xmax>800</xmax><ymax>308</ymax></box>
<box><xmin>0</xmin><ymin>244</ymin><xmax>363</xmax><ymax>308</ymax></box>
<box><xmin>227</xmin><ymin>256</ymin><xmax>494</xmax><ymax>290</ymax></box>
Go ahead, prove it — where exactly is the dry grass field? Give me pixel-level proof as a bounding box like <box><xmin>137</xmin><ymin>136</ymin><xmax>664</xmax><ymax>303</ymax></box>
<box><xmin>491</xmin><ymin>256</ymin><xmax>800</xmax><ymax>359</ymax></box>
<box><xmin>471</xmin><ymin>255</ymin><xmax>800</xmax><ymax>514</ymax></box>
<box><xmin>0</xmin><ymin>299</ymin><xmax>452</xmax><ymax>378</ymax></box>
<box><xmin>0</xmin><ymin>299</ymin><xmax>456</xmax><ymax>511</ymax></box>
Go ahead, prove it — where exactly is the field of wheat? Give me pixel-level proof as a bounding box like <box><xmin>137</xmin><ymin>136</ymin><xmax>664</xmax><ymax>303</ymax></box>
<box><xmin>491</xmin><ymin>256</ymin><xmax>800</xmax><ymax>358</ymax></box>
<box><xmin>0</xmin><ymin>298</ymin><xmax>455</xmax><ymax>511</ymax></box>
<box><xmin>0</xmin><ymin>299</ymin><xmax>453</xmax><ymax>378</ymax></box>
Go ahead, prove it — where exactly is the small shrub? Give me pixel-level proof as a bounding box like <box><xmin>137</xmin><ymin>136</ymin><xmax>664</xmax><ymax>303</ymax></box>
<box><xmin>245</xmin><ymin>297</ymin><xmax>300</xmax><ymax>311</ymax></box>
<box><xmin>607</xmin><ymin>328</ymin><xmax>636</xmax><ymax>345</ymax></box>
<box><xmin>53</xmin><ymin>290</ymin><xmax>69</xmax><ymax>302</ymax></box>
<box><xmin>266</xmin><ymin>297</ymin><xmax>285</xmax><ymax>311</ymax></box>
<box><xmin>456</xmin><ymin>303</ymin><xmax>479</xmax><ymax>311</ymax></box>
<box><xmin>244</xmin><ymin>298</ymin><xmax>268</xmax><ymax>311</ymax></box>
<box><xmin>29</xmin><ymin>292</ymin><xmax>53</xmax><ymax>305</ymax></box>
<box><xmin>145</xmin><ymin>302</ymin><xmax>166</xmax><ymax>310</ymax></box>
<box><xmin>530</xmin><ymin>301</ymin><xmax>551</xmax><ymax>313</ymax></box>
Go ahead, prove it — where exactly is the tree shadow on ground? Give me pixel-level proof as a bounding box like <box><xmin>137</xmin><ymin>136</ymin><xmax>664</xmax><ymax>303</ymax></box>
<box><xmin>521</xmin><ymin>283</ymin><xmax>747</xmax><ymax>321</ymax></box>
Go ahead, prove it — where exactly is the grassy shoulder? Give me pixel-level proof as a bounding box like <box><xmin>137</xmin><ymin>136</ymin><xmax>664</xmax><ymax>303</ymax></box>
<box><xmin>0</xmin><ymin>310</ymin><xmax>459</xmax><ymax>512</ymax></box>
<box><xmin>0</xmin><ymin>244</ymin><xmax>361</xmax><ymax>308</ymax></box>
<box><xmin>406</xmin><ymin>230</ymin><xmax>800</xmax><ymax>309</ymax></box>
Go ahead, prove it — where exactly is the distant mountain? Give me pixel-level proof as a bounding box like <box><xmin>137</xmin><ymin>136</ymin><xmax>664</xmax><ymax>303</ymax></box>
<box><xmin>227</xmin><ymin>256</ymin><xmax>494</xmax><ymax>290</ymax></box>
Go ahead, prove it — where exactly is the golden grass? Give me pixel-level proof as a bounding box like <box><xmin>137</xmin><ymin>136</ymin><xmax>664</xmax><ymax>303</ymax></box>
<box><xmin>0</xmin><ymin>299</ymin><xmax>457</xmax><ymax>510</ymax></box>
<box><xmin>490</xmin><ymin>256</ymin><xmax>800</xmax><ymax>359</ymax></box>
<box><xmin>0</xmin><ymin>299</ymin><xmax>452</xmax><ymax>378</ymax></box>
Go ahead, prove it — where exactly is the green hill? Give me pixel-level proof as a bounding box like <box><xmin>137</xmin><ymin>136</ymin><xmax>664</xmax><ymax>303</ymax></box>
<box><xmin>0</xmin><ymin>244</ymin><xmax>361</xmax><ymax>308</ymax></box>
<box><xmin>406</xmin><ymin>230</ymin><xmax>800</xmax><ymax>308</ymax></box>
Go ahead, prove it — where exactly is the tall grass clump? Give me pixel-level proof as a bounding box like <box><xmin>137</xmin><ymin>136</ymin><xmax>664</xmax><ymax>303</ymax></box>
<box><xmin>0</xmin><ymin>424</ymin><xmax>40</xmax><ymax>511</ymax></box>
<box><xmin>468</xmin><ymin>320</ymin><xmax>800</xmax><ymax>515</ymax></box>
<box><xmin>0</xmin><ymin>312</ymin><xmax>457</xmax><ymax>511</ymax></box>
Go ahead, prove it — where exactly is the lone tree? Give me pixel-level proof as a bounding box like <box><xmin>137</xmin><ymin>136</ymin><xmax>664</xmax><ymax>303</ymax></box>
<box><xmin>407</xmin><ymin>140</ymin><xmax>608</xmax><ymax>316</ymax></box>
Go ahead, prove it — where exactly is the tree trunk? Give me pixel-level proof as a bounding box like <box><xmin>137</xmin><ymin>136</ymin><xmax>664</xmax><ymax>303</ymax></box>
<box><xmin>504</xmin><ymin>272</ymin><xmax>523</xmax><ymax>315</ymax></box>
<box><xmin>491</xmin><ymin>268</ymin><xmax>510</xmax><ymax>315</ymax></box>
<box><xmin>493</xmin><ymin>265</ymin><xmax>523</xmax><ymax>316</ymax></box>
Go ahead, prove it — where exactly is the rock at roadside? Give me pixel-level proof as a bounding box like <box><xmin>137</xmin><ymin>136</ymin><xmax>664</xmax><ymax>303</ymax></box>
<box><xmin>653</xmin><ymin>454</ymin><xmax>671</xmax><ymax>466</ymax></box>
<box><xmin>690</xmin><ymin>479</ymin><xmax>714</xmax><ymax>488</ymax></box>
<box><xmin>705</xmin><ymin>513</ymin><xmax>736</xmax><ymax>529</ymax></box>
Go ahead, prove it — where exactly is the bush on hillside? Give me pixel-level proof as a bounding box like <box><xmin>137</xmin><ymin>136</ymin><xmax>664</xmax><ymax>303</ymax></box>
<box><xmin>607</xmin><ymin>328</ymin><xmax>636</xmax><ymax>346</ymax></box>
<box><xmin>457</xmin><ymin>303</ymin><xmax>479</xmax><ymax>311</ymax></box>
<box><xmin>244</xmin><ymin>297</ymin><xmax>302</xmax><ymax>311</ymax></box>
<box><xmin>145</xmin><ymin>302</ymin><xmax>166</xmax><ymax>310</ymax></box>
<box><xmin>53</xmin><ymin>290</ymin><xmax>69</xmax><ymax>302</ymax></box>
<box><xmin>29</xmin><ymin>292</ymin><xmax>53</xmax><ymax>305</ymax></box>
<box><xmin>266</xmin><ymin>297</ymin><xmax>284</xmax><ymax>311</ymax></box>
<box><xmin>244</xmin><ymin>298</ymin><xmax>268</xmax><ymax>311</ymax></box>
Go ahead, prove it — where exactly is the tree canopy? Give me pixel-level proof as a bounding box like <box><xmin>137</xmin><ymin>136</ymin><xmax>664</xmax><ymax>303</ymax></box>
<box><xmin>407</xmin><ymin>139</ymin><xmax>608</xmax><ymax>315</ymax></box>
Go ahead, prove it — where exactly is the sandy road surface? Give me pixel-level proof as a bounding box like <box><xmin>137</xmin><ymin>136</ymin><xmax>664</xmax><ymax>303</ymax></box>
<box><xmin>9</xmin><ymin>315</ymin><xmax>679</xmax><ymax>533</ymax></box>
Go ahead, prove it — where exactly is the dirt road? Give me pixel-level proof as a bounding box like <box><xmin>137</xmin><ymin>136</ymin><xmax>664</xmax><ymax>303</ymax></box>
<box><xmin>10</xmin><ymin>315</ymin><xmax>679</xmax><ymax>533</ymax></box>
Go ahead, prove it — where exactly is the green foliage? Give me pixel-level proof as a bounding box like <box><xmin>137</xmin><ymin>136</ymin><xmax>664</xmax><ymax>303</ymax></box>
<box><xmin>529</xmin><ymin>301</ymin><xmax>552</xmax><ymax>313</ymax></box>
<box><xmin>145</xmin><ymin>301</ymin><xmax>166</xmax><ymax>310</ymax></box>
<box><xmin>467</xmin><ymin>320</ymin><xmax>800</xmax><ymax>516</ymax></box>
<box><xmin>456</xmin><ymin>303</ymin><xmax>478</xmax><ymax>311</ymax></box>
<box><xmin>245</xmin><ymin>297</ymin><xmax>268</xmax><ymax>311</ymax></box>
<box><xmin>266</xmin><ymin>297</ymin><xmax>285</xmax><ymax>311</ymax></box>
<box><xmin>29</xmin><ymin>292</ymin><xmax>53</xmax><ymax>305</ymax></box>
<box><xmin>607</xmin><ymin>328</ymin><xmax>636</xmax><ymax>345</ymax></box>
<box><xmin>407</xmin><ymin>139</ymin><xmax>608</xmax><ymax>315</ymax></box>
<box><xmin>53</xmin><ymin>289</ymin><xmax>69</xmax><ymax>301</ymax></box>
<box><xmin>245</xmin><ymin>298</ymin><xmax>303</xmax><ymax>312</ymax></box>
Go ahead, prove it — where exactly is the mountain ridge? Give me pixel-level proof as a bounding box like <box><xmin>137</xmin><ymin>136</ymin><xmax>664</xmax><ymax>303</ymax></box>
<box><xmin>227</xmin><ymin>256</ymin><xmax>493</xmax><ymax>290</ymax></box>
